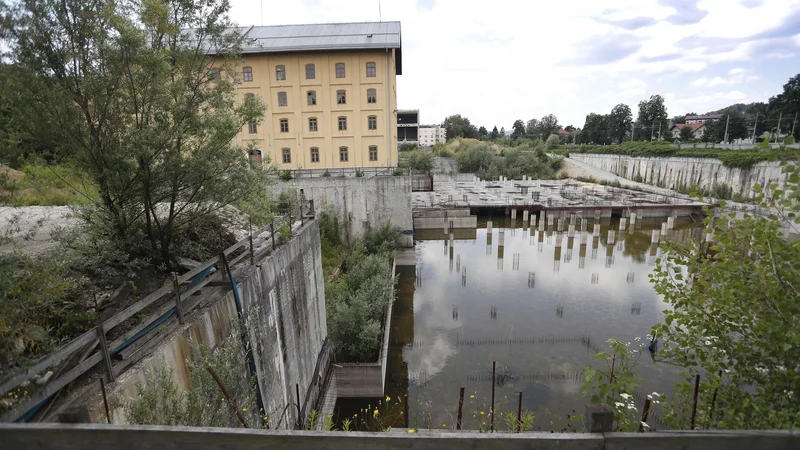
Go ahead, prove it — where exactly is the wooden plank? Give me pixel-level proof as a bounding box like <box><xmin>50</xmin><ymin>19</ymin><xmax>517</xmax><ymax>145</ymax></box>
<box><xmin>102</xmin><ymin>285</ymin><xmax>173</xmax><ymax>331</ymax></box>
<box><xmin>1</xmin><ymin>352</ymin><xmax>103</xmax><ymax>423</ymax></box>
<box><xmin>228</xmin><ymin>249</ymin><xmax>249</xmax><ymax>267</ymax></box>
<box><xmin>0</xmin><ymin>331</ymin><xmax>96</xmax><ymax>394</ymax></box>
<box><xmin>177</xmin><ymin>257</ymin><xmax>217</xmax><ymax>284</ymax></box>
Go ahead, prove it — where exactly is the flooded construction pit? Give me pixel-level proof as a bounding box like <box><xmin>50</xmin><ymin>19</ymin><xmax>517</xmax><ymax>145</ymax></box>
<box><xmin>335</xmin><ymin>212</ymin><xmax>705</xmax><ymax>431</ymax></box>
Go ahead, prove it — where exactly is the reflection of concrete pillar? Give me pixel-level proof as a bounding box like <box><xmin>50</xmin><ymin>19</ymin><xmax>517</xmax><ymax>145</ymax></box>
<box><xmin>554</xmin><ymin>232</ymin><xmax>562</xmax><ymax>248</ymax></box>
<box><xmin>581</xmin><ymin>219</ymin><xmax>587</xmax><ymax>232</ymax></box>
<box><xmin>567</xmin><ymin>235</ymin><xmax>575</xmax><ymax>251</ymax></box>
<box><xmin>661</xmin><ymin>222</ymin><xmax>668</xmax><ymax>236</ymax></box>
<box><xmin>511</xmin><ymin>209</ymin><xmax>517</xmax><ymax>219</ymax></box>
<box><xmin>548</xmin><ymin>213</ymin><xmax>554</xmax><ymax>226</ymax></box>
<box><xmin>570</xmin><ymin>213</ymin><xmax>576</xmax><ymax>225</ymax></box>
<box><xmin>651</xmin><ymin>229</ymin><xmax>660</xmax><ymax>243</ymax></box>
<box><xmin>523</xmin><ymin>210</ymin><xmax>529</xmax><ymax>222</ymax></box>
<box><xmin>593</xmin><ymin>224</ymin><xmax>600</xmax><ymax>237</ymax></box>
<box><xmin>487</xmin><ymin>221</ymin><xmax>493</xmax><ymax>233</ymax></box>
<box><xmin>619</xmin><ymin>218</ymin><xmax>627</xmax><ymax>230</ymax></box>
<box><xmin>630</xmin><ymin>212</ymin><xmax>637</xmax><ymax>225</ymax></box>
<box><xmin>581</xmin><ymin>231</ymin><xmax>588</xmax><ymax>244</ymax></box>
<box><xmin>449</xmin><ymin>233</ymin><xmax>454</xmax><ymax>247</ymax></box>
<box><xmin>538</xmin><ymin>218</ymin><xmax>545</xmax><ymax>231</ymax></box>
<box><xmin>499</xmin><ymin>230</ymin><xmax>505</xmax><ymax>246</ymax></box>
<box><xmin>667</xmin><ymin>216</ymin><xmax>675</xmax><ymax>229</ymax></box>
<box><xmin>557</xmin><ymin>218</ymin><xmax>564</xmax><ymax>232</ymax></box>
<box><xmin>608</xmin><ymin>230</ymin><xmax>616</xmax><ymax>245</ymax></box>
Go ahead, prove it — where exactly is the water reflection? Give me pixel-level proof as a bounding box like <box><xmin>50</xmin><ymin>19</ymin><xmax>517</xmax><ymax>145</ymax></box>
<box><xmin>339</xmin><ymin>215</ymin><xmax>704</xmax><ymax>431</ymax></box>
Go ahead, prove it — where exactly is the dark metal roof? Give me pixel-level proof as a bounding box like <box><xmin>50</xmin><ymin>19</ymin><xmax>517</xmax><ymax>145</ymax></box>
<box><xmin>230</xmin><ymin>22</ymin><xmax>403</xmax><ymax>74</ymax></box>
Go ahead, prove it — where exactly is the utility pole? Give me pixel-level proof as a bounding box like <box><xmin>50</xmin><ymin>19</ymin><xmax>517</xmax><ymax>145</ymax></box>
<box><xmin>723</xmin><ymin>114</ymin><xmax>730</xmax><ymax>144</ymax></box>
<box><xmin>751</xmin><ymin>112</ymin><xmax>758</xmax><ymax>144</ymax></box>
<box><xmin>774</xmin><ymin>112</ymin><xmax>782</xmax><ymax>144</ymax></box>
<box><xmin>791</xmin><ymin>111</ymin><xmax>798</xmax><ymax>139</ymax></box>
<box><xmin>631</xmin><ymin>125</ymin><xmax>635</xmax><ymax>142</ymax></box>
<box><xmin>657</xmin><ymin>122</ymin><xmax>662</xmax><ymax>141</ymax></box>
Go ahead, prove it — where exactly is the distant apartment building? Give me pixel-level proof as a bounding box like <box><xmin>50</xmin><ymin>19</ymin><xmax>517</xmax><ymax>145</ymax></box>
<box><xmin>419</xmin><ymin>124</ymin><xmax>446</xmax><ymax>146</ymax></box>
<box><xmin>220</xmin><ymin>22</ymin><xmax>401</xmax><ymax>169</ymax></box>
<box><xmin>397</xmin><ymin>109</ymin><xmax>419</xmax><ymax>145</ymax></box>
<box><xmin>685</xmin><ymin>114</ymin><xmax>722</xmax><ymax>124</ymax></box>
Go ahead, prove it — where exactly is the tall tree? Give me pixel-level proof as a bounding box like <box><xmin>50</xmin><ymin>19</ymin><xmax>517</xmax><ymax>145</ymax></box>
<box><xmin>2</xmin><ymin>0</ymin><xmax>268</xmax><ymax>264</ymax></box>
<box><xmin>679</xmin><ymin>125</ymin><xmax>694</xmax><ymax>142</ymax></box>
<box><xmin>636</xmin><ymin>94</ymin><xmax>669</xmax><ymax>141</ymax></box>
<box><xmin>490</xmin><ymin>126</ymin><xmax>500</xmax><ymax>140</ymax></box>
<box><xmin>704</xmin><ymin>113</ymin><xmax>748</xmax><ymax>143</ymax></box>
<box><xmin>536</xmin><ymin>114</ymin><xmax>560</xmax><ymax>142</ymax></box>
<box><xmin>443</xmin><ymin>114</ymin><xmax>478</xmax><ymax>140</ymax></box>
<box><xmin>525</xmin><ymin>118</ymin><xmax>539</xmax><ymax>140</ymax></box>
<box><xmin>511</xmin><ymin>119</ymin><xmax>526</xmax><ymax>140</ymax></box>
<box><xmin>608</xmin><ymin>103</ymin><xmax>632</xmax><ymax>143</ymax></box>
<box><xmin>478</xmin><ymin>126</ymin><xmax>488</xmax><ymax>137</ymax></box>
<box><xmin>769</xmin><ymin>73</ymin><xmax>800</xmax><ymax>139</ymax></box>
<box><xmin>580</xmin><ymin>113</ymin><xmax>609</xmax><ymax>145</ymax></box>
<box><xmin>499</xmin><ymin>126</ymin><xmax>506</xmax><ymax>137</ymax></box>
<box><xmin>564</xmin><ymin>125</ymin><xmax>576</xmax><ymax>132</ymax></box>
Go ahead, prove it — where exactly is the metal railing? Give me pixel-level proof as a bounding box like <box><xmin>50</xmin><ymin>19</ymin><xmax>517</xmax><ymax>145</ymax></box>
<box><xmin>0</xmin><ymin>200</ymin><xmax>316</xmax><ymax>423</ymax></box>
<box><xmin>286</xmin><ymin>167</ymin><xmax>398</xmax><ymax>179</ymax></box>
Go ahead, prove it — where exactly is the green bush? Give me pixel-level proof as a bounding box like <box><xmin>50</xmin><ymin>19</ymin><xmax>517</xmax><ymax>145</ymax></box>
<box><xmin>325</xmin><ymin>224</ymin><xmax>400</xmax><ymax>362</ymax></box>
<box><xmin>405</xmin><ymin>150</ymin><xmax>435</xmax><ymax>172</ymax></box>
<box><xmin>760</xmin><ymin>138</ymin><xmax>771</xmax><ymax>148</ymax></box>
<box><xmin>545</xmin><ymin>134</ymin><xmax>560</xmax><ymax>150</ymax></box>
<box><xmin>1</xmin><ymin>158</ymin><xmax>96</xmax><ymax>206</ymax></box>
<box><xmin>399</xmin><ymin>143</ymin><xmax>418</xmax><ymax>152</ymax></box>
<box><xmin>785</xmin><ymin>136</ymin><xmax>796</xmax><ymax>145</ymax></box>
<box><xmin>0</xmin><ymin>252</ymin><xmax>90</xmax><ymax>366</ymax></box>
<box><xmin>279</xmin><ymin>170</ymin><xmax>293</xmax><ymax>181</ymax></box>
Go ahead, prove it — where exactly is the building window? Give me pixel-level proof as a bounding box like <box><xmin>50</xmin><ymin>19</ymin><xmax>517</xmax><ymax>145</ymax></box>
<box><xmin>338</xmin><ymin>116</ymin><xmax>347</xmax><ymax>131</ymax></box>
<box><xmin>276</xmin><ymin>65</ymin><xmax>285</xmax><ymax>81</ymax></box>
<box><xmin>368</xmin><ymin>115</ymin><xmax>377</xmax><ymax>130</ymax></box>
<box><xmin>280</xmin><ymin>119</ymin><xmax>289</xmax><ymax>133</ymax></box>
<box><xmin>243</xmin><ymin>67</ymin><xmax>253</xmax><ymax>82</ymax></box>
<box><xmin>337</xmin><ymin>90</ymin><xmax>346</xmax><ymax>104</ymax></box>
<box><xmin>310</xmin><ymin>147</ymin><xmax>320</xmax><ymax>163</ymax></box>
<box><xmin>278</xmin><ymin>92</ymin><xmax>287</xmax><ymax>107</ymax></box>
<box><xmin>366</xmin><ymin>62</ymin><xmax>376</xmax><ymax>77</ymax></box>
<box><xmin>367</xmin><ymin>89</ymin><xmax>377</xmax><ymax>104</ymax></box>
<box><xmin>369</xmin><ymin>146</ymin><xmax>378</xmax><ymax>161</ymax></box>
<box><xmin>208</xmin><ymin>68</ymin><xmax>221</xmax><ymax>81</ymax></box>
<box><xmin>307</xmin><ymin>91</ymin><xmax>316</xmax><ymax>106</ymax></box>
<box><xmin>248</xmin><ymin>149</ymin><xmax>263</xmax><ymax>166</ymax></box>
<box><xmin>339</xmin><ymin>146</ymin><xmax>349</xmax><ymax>162</ymax></box>
<box><xmin>309</xmin><ymin>117</ymin><xmax>318</xmax><ymax>132</ymax></box>
<box><xmin>248</xmin><ymin>122</ymin><xmax>257</xmax><ymax>134</ymax></box>
<box><xmin>282</xmin><ymin>148</ymin><xmax>291</xmax><ymax>164</ymax></box>
<box><xmin>335</xmin><ymin>63</ymin><xmax>345</xmax><ymax>78</ymax></box>
<box><xmin>305</xmin><ymin>63</ymin><xmax>315</xmax><ymax>79</ymax></box>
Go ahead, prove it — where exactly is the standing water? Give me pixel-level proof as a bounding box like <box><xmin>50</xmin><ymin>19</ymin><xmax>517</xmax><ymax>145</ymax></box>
<box><xmin>335</xmin><ymin>214</ymin><xmax>705</xmax><ymax>431</ymax></box>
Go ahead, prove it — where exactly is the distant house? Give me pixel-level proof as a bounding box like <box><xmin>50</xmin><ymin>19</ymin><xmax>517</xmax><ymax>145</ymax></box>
<box><xmin>671</xmin><ymin>122</ymin><xmax>706</xmax><ymax>140</ymax></box>
<box><xmin>685</xmin><ymin>114</ymin><xmax>722</xmax><ymax>124</ymax></box>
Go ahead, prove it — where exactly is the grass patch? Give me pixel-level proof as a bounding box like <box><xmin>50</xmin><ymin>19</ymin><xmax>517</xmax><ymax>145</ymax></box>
<box><xmin>567</xmin><ymin>142</ymin><xmax>797</xmax><ymax>169</ymax></box>
<box><xmin>1</xmin><ymin>158</ymin><xmax>96</xmax><ymax>206</ymax></box>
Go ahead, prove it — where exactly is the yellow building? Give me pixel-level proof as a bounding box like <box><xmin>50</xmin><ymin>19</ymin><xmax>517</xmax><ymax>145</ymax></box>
<box><xmin>230</xmin><ymin>22</ymin><xmax>401</xmax><ymax>170</ymax></box>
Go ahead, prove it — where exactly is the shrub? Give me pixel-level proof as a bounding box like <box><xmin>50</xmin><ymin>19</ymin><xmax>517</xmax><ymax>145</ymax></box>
<box><xmin>405</xmin><ymin>150</ymin><xmax>435</xmax><ymax>172</ymax></box>
<box><xmin>760</xmin><ymin>138</ymin><xmax>771</xmax><ymax>148</ymax></box>
<box><xmin>399</xmin><ymin>143</ymin><xmax>418</xmax><ymax>152</ymax></box>
<box><xmin>279</xmin><ymin>170</ymin><xmax>293</xmax><ymax>181</ymax></box>
<box><xmin>393</xmin><ymin>168</ymin><xmax>404</xmax><ymax>176</ymax></box>
<box><xmin>545</xmin><ymin>134</ymin><xmax>560</xmax><ymax>150</ymax></box>
<box><xmin>0</xmin><ymin>252</ymin><xmax>90</xmax><ymax>367</ymax></box>
<box><xmin>785</xmin><ymin>136</ymin><xmax>796</xmax><ymax>145</ymax></box>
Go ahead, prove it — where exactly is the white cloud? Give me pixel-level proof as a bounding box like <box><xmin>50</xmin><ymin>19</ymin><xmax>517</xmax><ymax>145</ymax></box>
<box><xmin>227</xmin><ymin>0</ymin><xmax>800</xmax><ymax>126</ymax></box>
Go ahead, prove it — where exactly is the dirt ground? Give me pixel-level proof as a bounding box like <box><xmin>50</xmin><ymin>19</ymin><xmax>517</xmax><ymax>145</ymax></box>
<box><xmin>0</xmin><ymin>205</ymin><xmax>77</xmax><ymax>257</ymax></box>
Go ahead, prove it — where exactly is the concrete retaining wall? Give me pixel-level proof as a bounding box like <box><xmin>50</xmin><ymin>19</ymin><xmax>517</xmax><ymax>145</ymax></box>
<box><xmin>572</xmin><ymin>154</ymin><xmax>786</xmax><ymax>198</ymax></box>
<box><xmin>3</xmin><ymin>424</ymin><xmax>798</xmax><ymax>450</ymax></box>
<box><xmin>274</xmin><ymin>176</ymin><xmax>412</xmax><ymax>243</ymax></box>
<box><xmin>72</xmin><ymin>222</ymin><xmax>327</xmax><ymax>428</ymax></box>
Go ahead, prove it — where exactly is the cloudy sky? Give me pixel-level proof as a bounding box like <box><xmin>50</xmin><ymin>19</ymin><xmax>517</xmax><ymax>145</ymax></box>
<box><xmin>229</xmin><ymin>0</ymin><xmax>800</xmax><ymax>129</ymax></box>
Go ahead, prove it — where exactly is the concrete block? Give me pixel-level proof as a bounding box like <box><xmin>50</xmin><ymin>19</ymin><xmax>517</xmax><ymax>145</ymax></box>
<box><xmin>583</xmin><ymin>404</ymin><xmax>613</xmax><ymax>433</ymax></box>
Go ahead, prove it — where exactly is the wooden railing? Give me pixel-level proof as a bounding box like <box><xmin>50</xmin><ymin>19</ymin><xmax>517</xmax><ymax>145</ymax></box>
<box><xmin>0</xmin><ymin>200</ymin><xmax>315</xmax><ymax>422</ymax></box>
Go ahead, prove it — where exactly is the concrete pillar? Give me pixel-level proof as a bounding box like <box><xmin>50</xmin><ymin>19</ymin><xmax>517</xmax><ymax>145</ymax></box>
<box><xmin>557</xmin><ymin>218</ymin><xmax>564</xmax><ymax>232</ymax></box>
<box><xmin>487</xmin><ymin>221</ymin><xmax>493</xmax><ymax>233</ymax></box>
<box><xmin>593</xmin><ymin>224</ymin><xmax>600</xmax><ymax>237</ymax></box>
<box><xmin>619</xmin><ymin>218</ymin><xmax>627</xmax><ymax>230</ymax></box>
<box><xmin>661</xmin><ymin>222</ymin><xmax>668</xmax><ymax>236</ymax></box>
<box><xmin>538</xmin><ymin>218</ymin><xmax>545</xmax><ymax>232</ymax></box>
<box><xmin>449</xmin><ymin>233</ymin><xmax>454</xmax><ymax>247</ymax></box>
<box><xmin>511</xmin><ymin>208</ymin><xmax>517</xmax><ymax>219</ymax></box>
<box><xmin>651</xmin><ymin>229</ymin><xmax>660</xmax><ymax>244</ymax></box>
<box><xmin>630</xmin><ymin>212</ymin><xmax>637</xmax><ymax>225</ymax></box>
<box><xmin>667</xmin><ymin>216</ymin><xmax>675</xmax><ymax>229</ymax></box>
<box><xmin>498</xmin><ymin>230</ymin><xmax>505</xmax><ymax>246</ymax></box>
<box><xmin>523</xmin><ymin>210</ymin><xmax>529</xmax><ymax>222</ymax></box>
<box><xmin>581</xmin><ymin>231</ymin><xmax>588</xmax><ymax>244</ymax></box>
<box><xmin>581</xmin><ymin>219</ymin><xmax>587</xmax><ymax>232</ymax></box>
<box><xmin>608</xmin><ymin>230</ymin><xmax>616</xmax><ymax>245</ymax></box>
<box><xmin>548</xmin><ymin>213</ymin><xmax>554</xmax><ymax>226</ymax></box>
<box><xmin>554</xmin><ymin>232</ymin><xmax>562</xmax><ymax>247</ymax></box>
<box><xmin>568</xmin><ymin>224</ymin><xmax>575</xmax><ymax>236</ymax></box>
<box><xmin>705</xmin><ymin>230</ymin><xmax>713</xmax><ymax>242</ymax></box>
<box><xmin>530</xmin><ymin>214</ymin><xmax>536</xmax><ymax>227</ymax></box>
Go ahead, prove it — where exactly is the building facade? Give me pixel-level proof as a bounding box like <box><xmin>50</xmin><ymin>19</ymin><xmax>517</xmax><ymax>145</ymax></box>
<box><xmin>418</xmin><ymin>124</ymin><xmax>446</xmax><ymax>146</ymax></box>
<box><xmin>685</xmin><ymin>114</ymin><xmax>722</xmax><ymax>124</ymax></box>
<box><xmin>227</xmin><ymin>22</ymin><xmax>401</xmax><ymax>170</ymax></box>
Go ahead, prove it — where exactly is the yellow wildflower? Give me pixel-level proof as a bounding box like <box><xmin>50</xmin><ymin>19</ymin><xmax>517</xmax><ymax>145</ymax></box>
<box><xmin>408</xmin><ymin>429</ymin><xmax>415</xmax><ymax>433</ymax></box>
<box><xmin>480</xmin><ymin>411</ymin><xmax>485</xmax><ymax>415</ymax></box>
<box><xmin>373</xmin><ymin>409</ymin><xmax>379</xmax><ymax>416</ymax></box>
<box><xmin>242</xmin><ymin>408</ymin><xmax>247</xmax><ymax>412</ymax></box>
<box><xmin>470</xmin><ymin>395</ymin><xmax>475</xmax><ymax>398</ymax></box>
<box><xmin>386</xmin><ymin>396</ymin><xmax>391</xmax><ymax>402</ymax></box>
<box><xmin>442</xmin><ymin>424</ymin><xmax>446</xmax><ymax>428</ymax></box>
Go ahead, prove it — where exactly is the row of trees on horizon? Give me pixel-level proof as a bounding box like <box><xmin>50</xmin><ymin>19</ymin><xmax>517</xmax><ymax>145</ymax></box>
<box><xmin>441</xmin><ymin>72</ymin><xmax>800</xmax><ymax>146</ymax></box>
